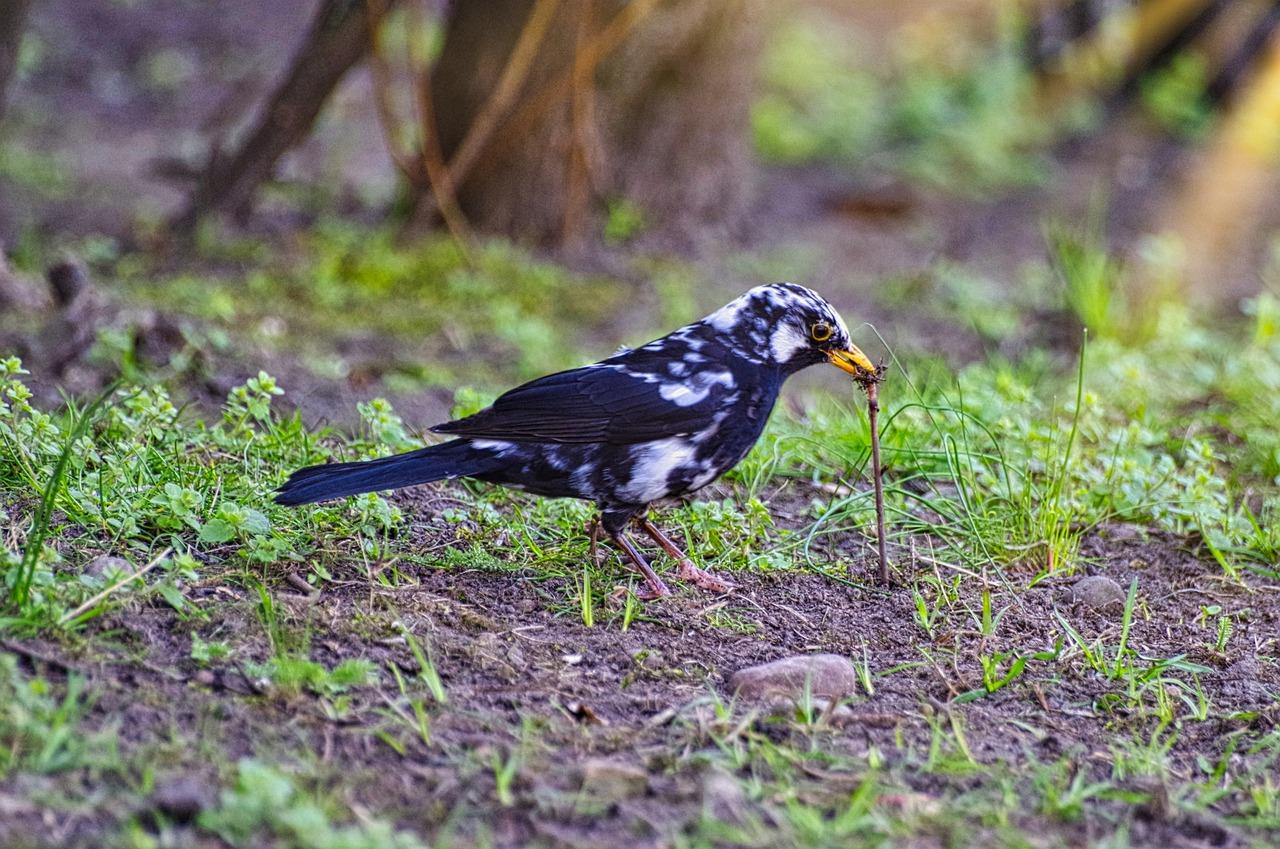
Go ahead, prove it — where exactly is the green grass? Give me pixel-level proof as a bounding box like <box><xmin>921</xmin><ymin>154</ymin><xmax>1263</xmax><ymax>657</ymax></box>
<box><xmin>110</xmin><ymin>221</ymin><xmax>635</xmax><ymax>392</ymax></box>
<box><xmin>4</xmin><ymin>232</ymin><xmax>1280</xmax><ymax>846</ymax></box>
<box><xmin>752</xmin><ymin>13</ymin><xmax>1054</xmax><ymax>194</ymax></box>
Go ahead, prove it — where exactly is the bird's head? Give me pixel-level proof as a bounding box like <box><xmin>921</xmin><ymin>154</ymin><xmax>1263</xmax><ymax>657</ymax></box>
<box><xmin>704</xmin><ymin>283</ymin><xmax>876</xmax><ymax>378</ymax></box>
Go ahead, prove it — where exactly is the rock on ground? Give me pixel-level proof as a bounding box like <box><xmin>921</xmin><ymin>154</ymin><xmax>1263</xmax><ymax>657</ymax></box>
<box><xmin>729</xmin><ymin>653</ymin><xmax>859</xmax><ymax>703</ymax></box>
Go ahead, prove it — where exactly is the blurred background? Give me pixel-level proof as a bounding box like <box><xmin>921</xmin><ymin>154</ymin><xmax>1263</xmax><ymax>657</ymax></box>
<box><xmin>1</xmin><ymin>0</ymin><xmax>1279</xmax><ymax>422</ymax></box>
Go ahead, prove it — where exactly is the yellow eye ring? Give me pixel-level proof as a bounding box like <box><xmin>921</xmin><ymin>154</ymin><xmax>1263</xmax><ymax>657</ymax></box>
<box><xmin>810</xmin><ymin>322</ymin><xmax>833</xmax><ymax>342</ymax></box>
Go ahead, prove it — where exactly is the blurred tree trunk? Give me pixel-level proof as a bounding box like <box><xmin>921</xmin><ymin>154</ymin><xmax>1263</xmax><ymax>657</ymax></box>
<box><xmin>174</xmin><ymin>0</ymin><xmax>397</xmax><ymax>231</ymax></box>
<box><xmin>0</xmin><ymin>0</ymin><xmax>34</xmax><ymax>123</ymax></box>
<box><xmin>426</xmin><ymin>0</ymin><xmax>763</xmax><ymax>247</ymax></box>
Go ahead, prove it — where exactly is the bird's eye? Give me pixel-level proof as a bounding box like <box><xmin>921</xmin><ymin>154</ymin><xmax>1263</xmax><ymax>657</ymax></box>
<box><xmin>810</xmin><ymin>322</ymin><xmax>833</xmax><ymax>342</ymax></box>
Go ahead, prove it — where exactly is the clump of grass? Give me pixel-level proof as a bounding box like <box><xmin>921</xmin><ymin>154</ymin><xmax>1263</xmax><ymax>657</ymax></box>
<box><xmin>200</xmin><ymin>759</ymin><xmax>428</xmax><ymax>849</ymax></box>
<box><xmin>0</xmin><ymin>654</ymin><xmax>114</xmax><ymax>778</ymax></box>
<box><xmin>117</xmin><ymin>223</ymin><xmax>632</xmax><ymax>389</ymax></box>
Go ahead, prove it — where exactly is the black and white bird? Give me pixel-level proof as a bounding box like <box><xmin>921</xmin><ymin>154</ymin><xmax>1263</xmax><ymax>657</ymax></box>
<box><xmin>276</xmin><ymin>283</ymin><xmax>876</xmax><ymax>598</ymax></box>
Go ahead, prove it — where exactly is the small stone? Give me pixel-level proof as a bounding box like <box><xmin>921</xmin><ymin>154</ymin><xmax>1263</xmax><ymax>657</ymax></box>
<box><xmin>84</xmin><ymin>555</ymin><xmax>130</xmax><ymax>579</ymax></box>
<box><xmin>561</xmin><ymin>653</ymin><xmax>583</xmax><ymax>665</ymax></box>
<box><xmin>729</xmin><ymin>654</ymin><xmax>859</xmax><ymax>703</ymax></box>
<box><xmin>581</xmin><ymin>758</ymin><xmax>648</xmax><ymax>802</ymax></box>
<box><xmin>701</xmin><ymin>768</ymin><xmax>748</xmax><ymax>824</ymax></box>
<box><xmin>1067</xmin><ymin>575</ymin><xmax>1127</xmax><ymax>613</ymax></box>
<box><xmin>149</xmin><ymin>776</ymin><xmax>214</xmax><ymax>823</ymax></box>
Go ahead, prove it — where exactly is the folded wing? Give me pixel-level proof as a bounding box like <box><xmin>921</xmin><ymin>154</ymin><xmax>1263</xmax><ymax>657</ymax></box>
<box><xmin>432</xmin><ymin>353</ymin><xmax>733</xmax><ymax>445</ymax></box>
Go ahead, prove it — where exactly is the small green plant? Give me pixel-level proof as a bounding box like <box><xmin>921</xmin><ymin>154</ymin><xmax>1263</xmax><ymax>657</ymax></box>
<box><xmin>603</xmin><ymin>198</ymin><xmax>646</xmax><ymax>244</ymax></box>
<box><xmin>199</xmin><ymin>759</ymin><xmax>427</xmax><ymax>849</ymax></box>
<box><xmin>1046</xmin><ymin>215</ymin><xmax>1128</xmax><ymax>341</ymax></box>
<box><xmin>401</xmin><ymin>626</ymin><xmax>447</xmax><ymax>705</ymax></box>
<box><xmin>0</xmin><ymin>655</ymin><xmax>113</xmax><ymax>778</ymax></box>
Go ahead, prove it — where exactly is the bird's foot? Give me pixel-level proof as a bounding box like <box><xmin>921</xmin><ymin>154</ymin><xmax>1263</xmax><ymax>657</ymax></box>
<box><xmin>675</xmin><ymin>557</ymin><xmax>737</xmax><ymax>593</ymax></box>
<box><xmin>638</xmin><ymin>518</ymin><xmax>735</xmax><ymax>594</ymax></box>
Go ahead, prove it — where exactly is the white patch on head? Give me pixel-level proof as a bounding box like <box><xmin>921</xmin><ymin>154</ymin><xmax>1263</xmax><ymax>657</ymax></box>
<box><xmin>769</xmin><ymin>322</ymin><xmax>809</xmax><ymax>364</ymax></box>
<box><xmin>707</xmin><ymin>297</ymin><xmax>748</xmax><ymax>331</ymax></box>
<box><xmin>619</xmin><ymin>437</ymin><xmax>698</xmax><ymax>503</ymax></box>
<box><xmin>657</xmin><ymin>370</ymin><xmax>734</xmax><ymax>407</ymax></box>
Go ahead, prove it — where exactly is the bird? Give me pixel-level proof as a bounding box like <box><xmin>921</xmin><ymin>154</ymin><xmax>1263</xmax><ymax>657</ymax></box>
<box><xmin>275</xmin><ymin>283</ymin><xmax>876</xmax><ymax>598</ymax></box>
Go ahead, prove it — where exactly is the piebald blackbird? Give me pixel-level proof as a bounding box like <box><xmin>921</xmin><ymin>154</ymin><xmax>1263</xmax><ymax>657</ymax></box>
<box><xmin>276</xmin><ymin>283</ymin><xmax>876</xmax><ymax>597</ymax></box>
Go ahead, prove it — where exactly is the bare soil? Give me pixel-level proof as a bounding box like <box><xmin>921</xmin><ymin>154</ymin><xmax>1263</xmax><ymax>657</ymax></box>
<box><xmin>3</xmin><ymin>484</ymin><xmax>1278</xmax><ymax>847</ymax></box>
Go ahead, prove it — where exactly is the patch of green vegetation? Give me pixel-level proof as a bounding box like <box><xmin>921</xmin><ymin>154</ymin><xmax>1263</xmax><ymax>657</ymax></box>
<box><xmin>753</xmin><ymin>15</ymin><xmax>1052</xmax><ymax>193</ymax></box>
<box><xmin>0</xmin><ymin>654</ymin><xmax>114</xmax><ymax>778</ymax></box>
<box><xmin>116</xmin><ymin>223</ymin><xmax>631</xmax><ymax>388</ymax></box>
<box><xmin>199</xmin><ymin>759</ymin><xmax>427</xmax><ymax>849</ymax></box>
<box><xmin>603</xmin><ymin>197</ymin><xmax>646</xmax><ymax>244</ymax></box>
<box><xmin>743</xmin><ymin>291</ymin><xmax>1280</xmax><ymax>580</ymax></box>
<box><xmin>1140</xmin><ymin>51</ymin><xmax>1214</xmax><ymax>140</ymax></box>
<box><xmin>0</xmin><ymin>140</ymin><xmax>74</xmax><ymax>199</ymax></box>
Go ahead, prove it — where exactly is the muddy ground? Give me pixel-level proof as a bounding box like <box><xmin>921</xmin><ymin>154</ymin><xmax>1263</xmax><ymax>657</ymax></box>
<box><xmin>2</xmin><ymin>480</ymin><xmax>1278</xmax><ymax>847</ymax></box>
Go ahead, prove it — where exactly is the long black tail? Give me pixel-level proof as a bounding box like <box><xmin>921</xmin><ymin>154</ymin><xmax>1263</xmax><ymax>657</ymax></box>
<box><xmin>275</xmin><ymin>439</ymin><xmax>500</xmax><ymax>506</ymax></box>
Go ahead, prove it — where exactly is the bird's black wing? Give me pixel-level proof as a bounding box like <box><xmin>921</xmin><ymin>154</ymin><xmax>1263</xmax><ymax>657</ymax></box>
<box><xmin>431</xmin><ymin>349</ymin><xmax>733</xmax><ymax>444</ymax></box>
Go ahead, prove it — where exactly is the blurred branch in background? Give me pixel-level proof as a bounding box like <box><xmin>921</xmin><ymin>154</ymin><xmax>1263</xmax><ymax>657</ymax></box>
<box><xmin>0</xmin><ymin>0</ymin><xmax>34</xmax><ymax>124</ymax></box>
<box><xmin>1024</xmin><ymin>0</ymin><xmax>1280</xmax><ymax>310</ymax></box>
<box><xmin>414</xmin><ymin>0</ymin><xmax>761</xmax><ymax>247</ymax></box>
<box><xmin>170</xmin><ymin>0</ymin><xmax>760</xmax><ymax>248</ymax></box>
<box><xmin>172</xmin><ymin>0</ymin><xmax>400</xmax><ymax>233</ymax></box>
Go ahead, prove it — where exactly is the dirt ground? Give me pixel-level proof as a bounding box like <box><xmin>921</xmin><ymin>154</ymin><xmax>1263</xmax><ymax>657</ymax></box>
<box><xmin>4</xmin><ymin>2</ymin><xmax>1280</xmax><ymax>846</ymax></box>
<box><xmin>2</xmin><ymin>477</ymin><xmax>1278</xmax><ymax>847</ymax></box>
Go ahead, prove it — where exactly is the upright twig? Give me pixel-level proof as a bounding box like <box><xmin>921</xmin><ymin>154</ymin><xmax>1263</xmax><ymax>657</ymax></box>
<box><xmin>365</xmin><ymin>0</ymin><xmax>422</xmax><ymax>184</ymax></box>
<box><xmin>446</xmin><ymin>0</ymin><xmax>561</xmax><ymax>187</ymax></box>
<box><xmin>561</xmin><ymin>0</ymin><xmax>599</xmax><ymax>245</ymax></box>
<box><xmin>853</xmin><ymin>366</ymin><xmax>889</xmax><ymax>585</ymax></box>
<box><xmin>866</xmin><ymin>381</ymin><xmax>888</xmax><ymax>585</ymax></box>
<box><xmin>409</xmin><ymin>0</ymin><xmax>473</xmax><ymax>253</ymax></box>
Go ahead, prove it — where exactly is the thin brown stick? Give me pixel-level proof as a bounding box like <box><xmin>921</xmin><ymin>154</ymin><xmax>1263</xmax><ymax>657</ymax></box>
<box><xmin>861</xmin><ymin>380</ymin><xmax>889</xmax><ymax>585</ymax></box>
<box><xmin>457</xmin><ymin>0</ymin><xmax>662</xmax><ymax>189</ymax></box>
<box><xmin>447</xmin><ymin>0</ymin><xmax>561</xmax><ymax>187</ymax></box>
<box><xmin>561</xmin><ymin>0</ymin><xmax>597</xmax><ymax>245</ymax></box>
<box><xmin>408</xmin><ymin>0</ymin><xmax>473</xmax><ymax>252</ymax></box>
<box><xmin>365</xmin><ymin>0</ymin><xmax>420</xmax><ymax>184</ymax></box>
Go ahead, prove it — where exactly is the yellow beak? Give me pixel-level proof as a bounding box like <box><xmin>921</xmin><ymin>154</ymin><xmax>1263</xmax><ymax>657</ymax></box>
<box><xmin>827</xmin><ymin>345</ymin><xmax>876</xmax><ymax>377</ymax></box>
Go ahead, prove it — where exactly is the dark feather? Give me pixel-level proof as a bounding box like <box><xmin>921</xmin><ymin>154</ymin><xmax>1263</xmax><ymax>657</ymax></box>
<box><xmin>432</xmin><ymin>346</ymin><xmax>738</xmax><ymax>444</ymax></box>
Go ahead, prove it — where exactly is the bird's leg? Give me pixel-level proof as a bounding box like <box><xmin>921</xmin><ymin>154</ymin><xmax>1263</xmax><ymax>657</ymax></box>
<box><xmin>587</xmin><ymin>517</ymin><xmax>603</xmax><ymax>567</ymax></box>
<box><xmin>637</xmin><ymin>518</ymin><xmax>736</xmax><ymax>593</ymax></box>
<box><xmin>608</xmin><ymin>530</ymin><xmax>671</xmax><ymax>600</ymax></box>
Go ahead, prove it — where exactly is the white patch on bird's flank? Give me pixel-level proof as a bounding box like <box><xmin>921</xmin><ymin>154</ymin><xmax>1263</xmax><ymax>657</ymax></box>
<box><xmin>689</xmin><ymin>464</ymin><xmax>721</xmax><ymax>491</ymax></box>
<box><xmin>769</xmin><ymin>322</ymin><xmax>809</xmax><ymax>363</ymax></box>
<box><xmin>470</xmin><ymin>439</ymin><xmax>515</xmax><ymax>454</ymax></box>
<box><xmin>620</xmin><ymin>437</ymin><xmax>698</xmax><ymax>503</ymax></box>
<box><xmin>692</xmin><ymin>408</ymin><xmax>731</xmax><ymax>444</ymax></box>
<box><xmin>658</xmin><ymin>369</ymin><xmax>734</xmax><ymax>407</ymax></box>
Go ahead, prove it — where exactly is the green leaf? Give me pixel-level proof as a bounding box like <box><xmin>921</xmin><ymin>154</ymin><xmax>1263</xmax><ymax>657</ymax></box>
<box><xmin>241</xmin><ymin>508</ymin><xmax>271</xmax><ymax>536</ymax></box>
<box><xmin>198</xmin><ymin>519</ymin><xmax>236</xmax><ymax>544</ymax></box>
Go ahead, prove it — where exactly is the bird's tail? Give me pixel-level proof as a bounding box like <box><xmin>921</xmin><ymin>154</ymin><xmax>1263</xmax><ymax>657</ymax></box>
<box><xmin>274</xmin><ymin>439</ymin><xmax>499</xmax><ymax>506</ymax></box>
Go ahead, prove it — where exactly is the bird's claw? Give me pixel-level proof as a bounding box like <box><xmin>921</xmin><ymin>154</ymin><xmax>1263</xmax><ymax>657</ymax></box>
<box><xmin>676</xmin><ymin>558</ymin><xmax>736</xmax><ymax>593</ymax></box>
<box><xmin>610</xmin><ymin>582</ymin><xmax>669</xmax><ymax>604</ymax></box>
